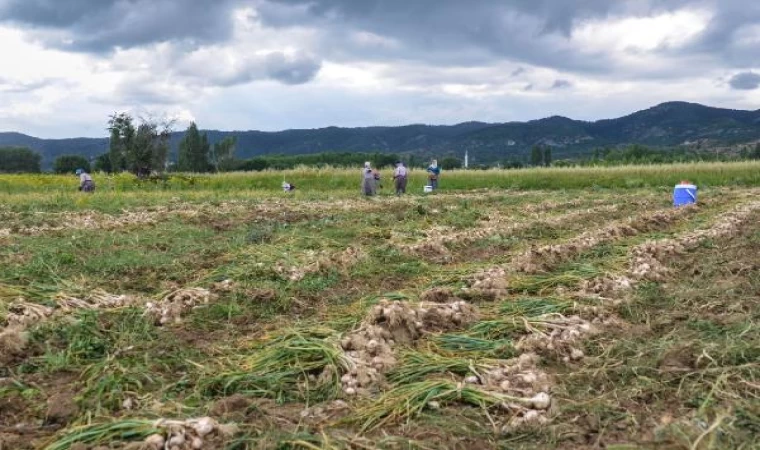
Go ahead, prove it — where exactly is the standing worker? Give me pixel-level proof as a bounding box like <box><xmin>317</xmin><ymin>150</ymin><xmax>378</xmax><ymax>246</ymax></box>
<box><xmin>426</xmin><ymin>159</ymin><xmax>441</xmax><ymax>190</ymax></box>
<box><xmin>393</xmin><ymin>160</ymin><xmax>408</xmax><ymax>196</ymax></box>
<box><xmin>372</xmin><ymin>168</ymin><xmax>382</xmax><ymax>194</ymax></box>
<box><xmin>362</xmin><ymin>162</ymin><xmax>376</xmax><ymax>196</ymax></box>
<box><xmin>76</xmin><ymin>168</ymin><xmax>95</xmax><ymax>193</ymax></box>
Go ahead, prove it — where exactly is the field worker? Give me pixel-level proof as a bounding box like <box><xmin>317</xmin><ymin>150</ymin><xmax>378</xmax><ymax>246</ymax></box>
<box><xmin>76</xmin><ymin>168</ymin><xmax>95</xmax><ymax>193</ymax></box>
<box><xmin>427</xmin><ymin>159</ymin><xmax>441</xmax><ymax>190</ymax></box>
<box><xmin>393</xmin><ymin>160</ymin><xmax>408</xmax><ymax>196</ymax></box>
<box><xmin>362</xmin><ymin>162</ymin><xmax>375</xmax><ymax>196</ymax></box>
<box><xmin>372</xmin><ymin>168</ymin><xmax>382</xmax><ymax>193</ymax></box>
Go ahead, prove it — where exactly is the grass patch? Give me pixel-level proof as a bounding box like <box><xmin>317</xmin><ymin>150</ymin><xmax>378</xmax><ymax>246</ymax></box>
<box><xmin>352</xmin><ymin>380</ymin><xmax>537</xmax><ymax>432</ymax></box>
<box><xmin>202</xmin><ymin>328</ymin><xmax>347</xmax><ymax>402</ymax></box>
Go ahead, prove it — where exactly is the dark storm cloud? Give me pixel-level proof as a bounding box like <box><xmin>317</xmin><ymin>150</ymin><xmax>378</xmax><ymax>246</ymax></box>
<box><xmin>258</xmin><ymin>0</ymin><xmax>619</xmax><ymax>36</ymax></box>
<box><xmin>0</xmin><ymin>0</ymin><xmax>117</xmax><ymax>27</ymax></box>
<box><xmin>2</xmin><ymin>0</ymin><xmax>758</xmax><ymax>80</ymax></box>
<box><xmin>172</xmin><ymin>50</ymin><xmax>322</xmax><ymax>87</ymax></box>
<box><xmin>511</xmin><ymin>67</ymin><xmax>526</xmax><ymax>77</ymax></box>
<box><xmin>264</xmin><ymin>52</ymin><xmax>322</xmax><ymax>85</ymax></box>
<box><xmin>681</xmin><ymin>2</ymin><xmax>760</xmax><ymax>67</ymax></box>
<box><xmin>256</xmin><ymin>0</ymin><xmax>622</xmax><ymax>71</ymax></box>
<box><xmin>257</xmin><ymin>0</ymin><xmax>759</xmax><ymax>74</ymax></box>
<box><xmin>728</xmin><ymin>72</ymin><xmax>760</xmax><ymax>90</ymax></box>
<box><xmin>0</xmin><ymin>0</ymin><xmax>239</xmax><ymax>52</ymax></box>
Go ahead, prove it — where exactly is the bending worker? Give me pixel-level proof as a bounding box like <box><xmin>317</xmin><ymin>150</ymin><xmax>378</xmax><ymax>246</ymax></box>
<box><xmin>76</xmin><ymin>168</ymin><xmax>95</xmax><ymax>193</ymax></box>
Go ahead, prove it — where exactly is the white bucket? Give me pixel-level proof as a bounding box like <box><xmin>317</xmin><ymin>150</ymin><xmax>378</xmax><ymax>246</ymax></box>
<box><xmin>423</xmin><ymin>185</ymin><xmax>433</xmax><ymax>193</ymax></box>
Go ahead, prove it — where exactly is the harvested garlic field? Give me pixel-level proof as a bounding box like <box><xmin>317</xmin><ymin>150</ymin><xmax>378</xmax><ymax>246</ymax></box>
<box><xmin>1</xmin><ymin>170</ymin><xmax>760</xmax><ymax>449</ymax></box>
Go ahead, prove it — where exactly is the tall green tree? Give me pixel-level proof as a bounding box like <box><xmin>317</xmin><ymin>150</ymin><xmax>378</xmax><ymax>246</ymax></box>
<box><xmin>0</xmin><ymin>147</ymin><xmax>41</xmax><ymax>173</ymax></box>
<box><xmin>108</xmin><ymin>112</ymin><xmax>134</xmax><ymax>172</ymax></box>
<box><xmin>107</xmin><ymin>113</ymin><xmax>172</xmax><ymax>176</ymax></box>
<box><xmin>132</xmin><ymin>123</ymin><xmax>157</xmax><ymax>176</ymax></box>
<box><xmin>53</xmin><ymin>154</ymin><xmax>91</xmax><ymax>174</ymax></box>
<box><xmin>543</xmin><ymin>147</ymin><xmax>552</xmax><ymax>167</ymax></box>
<box><xmin>211</xmin><ymin>136</ymin><xmax>237</xmax><ymax>172</ymax></box>
<box><xmin>177</xmin><ymin>122</ymin><xmax>211</xmax><ymax>172</ymax></box>
<box><xmin>530</xmin><ymin>145</ymin><xmax>543</xmax><ymax>167</ymax></box>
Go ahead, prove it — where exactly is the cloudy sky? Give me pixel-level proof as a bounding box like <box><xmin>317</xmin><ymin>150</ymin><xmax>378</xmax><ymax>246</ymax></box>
<box><xmin>0</xmin><ymin>0</ymin><xmax>758</xmax><ymax>138</ymax></box>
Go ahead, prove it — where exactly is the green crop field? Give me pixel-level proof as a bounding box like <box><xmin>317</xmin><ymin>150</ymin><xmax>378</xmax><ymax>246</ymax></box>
<box><xmin>1</xmin><ymin>163</ymin><xmax>759</xmax><ymax>450</ymax></box>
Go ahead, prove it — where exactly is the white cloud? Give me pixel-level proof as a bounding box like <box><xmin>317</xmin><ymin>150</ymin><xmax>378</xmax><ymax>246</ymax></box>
<box><xmin>573</xmin><ymin>10</ymin><xmax>710</xmax><ymax>53</ymax></box>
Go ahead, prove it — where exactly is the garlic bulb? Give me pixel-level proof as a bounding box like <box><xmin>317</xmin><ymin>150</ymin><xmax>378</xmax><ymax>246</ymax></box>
<box><xmin>144</xmin><ymin>434</ymin><xmax>165</xmax><ymax>450</ymax></box>
<box><xmin>192</xmin><ymin>417</ymin><xmax>216</xmax><ymax>436</ymax></box>
<box><xmin>529</xmin><ymin>392</ymin><xmax>551</xmax><ymax>410</ymax></box>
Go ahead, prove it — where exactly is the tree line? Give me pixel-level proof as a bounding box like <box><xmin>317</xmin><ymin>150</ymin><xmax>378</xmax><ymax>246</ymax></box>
<box><xmin>3</xmin><ymin>111</ymin><xmax>760</xmax><ymax>174</ymax></box>
<box><xmin>575</xmin><ymin>143</ymin><xmax>760</xmax><ymax>166</ymax></box>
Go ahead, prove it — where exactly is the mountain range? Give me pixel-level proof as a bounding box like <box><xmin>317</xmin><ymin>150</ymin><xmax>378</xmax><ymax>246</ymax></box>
<box><xmin>2</xmin><ymin>101</ymin><xmax>759</xmax><ymax>169</ymax></box>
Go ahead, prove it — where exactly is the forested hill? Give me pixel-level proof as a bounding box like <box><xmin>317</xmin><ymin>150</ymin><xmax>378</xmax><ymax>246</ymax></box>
<box><xmin>0</xmin><ymin>133</ymin><xmax>110</xmax><ymax>169</ymax></box>
<box><xmin>3</xmin><ymin>101</ymin><xmax>760</xmax><ymax>169</ymax></box>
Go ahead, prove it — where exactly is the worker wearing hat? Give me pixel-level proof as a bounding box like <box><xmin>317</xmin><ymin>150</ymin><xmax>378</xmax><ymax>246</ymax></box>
<box><xmin>76</xmin><ymin>168</ymin><xmax>95</xmax><ymax>193</ymax></box>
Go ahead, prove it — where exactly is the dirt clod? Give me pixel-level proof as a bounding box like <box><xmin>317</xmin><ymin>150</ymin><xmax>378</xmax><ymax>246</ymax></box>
<box><xmin>419</xmin><ymin>287</ymin><xmax>462</xmax><ymax>304</ymax></box>
<box><xmin>0</xmin><ymin>327</ymin><xmax>28</xmax><ymax>365</ymax></box>
<box><xmin>209</xmin><ymin>394</ymin><xmax>252</xmax><ymax>419</ymax></box>
<box><xmin>45</xmin><ymin>393</ymin><xmax>78</xmax><ymax>425</ymax></box>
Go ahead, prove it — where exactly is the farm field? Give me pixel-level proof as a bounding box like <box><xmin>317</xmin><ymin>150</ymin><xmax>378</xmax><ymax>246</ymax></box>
<box><xmin>1</xmin><ymin>165</ymin><xmax>759</xmax><ymax>450</ymax></box>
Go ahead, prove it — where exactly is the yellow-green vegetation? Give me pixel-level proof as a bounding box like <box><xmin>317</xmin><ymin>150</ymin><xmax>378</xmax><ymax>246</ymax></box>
<box><xmin>1</xmin><ymin>165</ymin><xmax>758</xmax><ymax>450</ymax></box>
<box><xmin>2</xmin><ymin>160</ymin><xmax>760</xmax><ymax>195</ymax></box>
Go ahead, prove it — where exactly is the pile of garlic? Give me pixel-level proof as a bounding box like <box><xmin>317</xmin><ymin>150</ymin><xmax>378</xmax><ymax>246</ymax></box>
<box><xmin>338</xmin><ymin>298</ymin><xmax>479</xmax><ymax>395</ymax></box>
<box><xmin>55</xmin><ymin>290</ymin><xmax>141</xmax><ymax>312</ymax></box>
<box><xmin>629</xmin><ymin>200</ymin><xmax>760</xmax><ymax>281</ymax></box>
<box><xmin>4</xmin><ymin>300</ymin><xmax>54</xmax><ymax>327</ymax></box>
<box><xmin>144</xmin><ymin>288</ymin><xmax>217</xmax><ymax>325</ymax></box>
<box><xmin>468</xmin><ymin>353</ymin><xmax>551</xmax><ymax>395</ymax></box>
<box><xmin>458</xmin><ymin>353</ymin><xmax>553</xmax><ymax>431</ymax></box>
<box><xmin>464</xmin><ymin>266</ymin><xmax>509</xmax><ymax>300</ymax></box>
<box><xmin>309</xmin><ymin>246</ymin><xmax>366</xmax><ymax>273</ymax></box>
<box><xmin>367</xmin><ymin>299</ymin><xmax>479</xmax><ymax>344</ymax></box>
<box><xmin>579</xmin><ymin>274</ymin><xmax>633</xmax><ymax>298</ymax></box>
<box><xmin>339</xmin><ymin>324</ymin><xmax>396</xmax><ymax>395</ymax></box>
<box><xmin>514</xmin><ymin>315</ymin><xmax>594</xmax><ymax>362</ymax></box>
<box><xmin>140</xmin><ymin>417</ymin><xmax>238</xmax><ymax>450</ymax></box>
<box><xmin>275</xmin><ymin>246</ymin><xmax>366</xmax><ymax>282</ymax></box>
<box><xmin>9</xmin><ymin>210</ymin><xmax>159</xmax><ymax>236</ymax></box>
<box><xmin>514</xmin><ymin>206</ymin><xmax>692</xmax><ymax>274</ymax></box>
<box><xmin>514</xmin><ymin>224</ymin><xmax>637</xmax><ymax>274</ymax></box>
<box><xmin>210</xmin><ymin>279</ymin><xmax>235</xmax><ymax>293</ymax></box>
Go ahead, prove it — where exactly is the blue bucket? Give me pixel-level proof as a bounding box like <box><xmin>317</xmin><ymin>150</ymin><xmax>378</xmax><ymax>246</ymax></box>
<box><xmin>673</xmin><ymin>184</ymin><xmax>697</xmax><ymax>207</ymax></box>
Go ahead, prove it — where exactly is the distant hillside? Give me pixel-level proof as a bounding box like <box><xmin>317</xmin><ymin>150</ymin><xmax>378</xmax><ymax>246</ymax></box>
<box><xmin>0</xmin><ymin>133</ymin><xmax>109</xmax><ymax>170</ymax></box>
<box><xmin>2</xmin><ymin>102</ymin><xmax>760</xmax><ymax>169</ymax></box>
